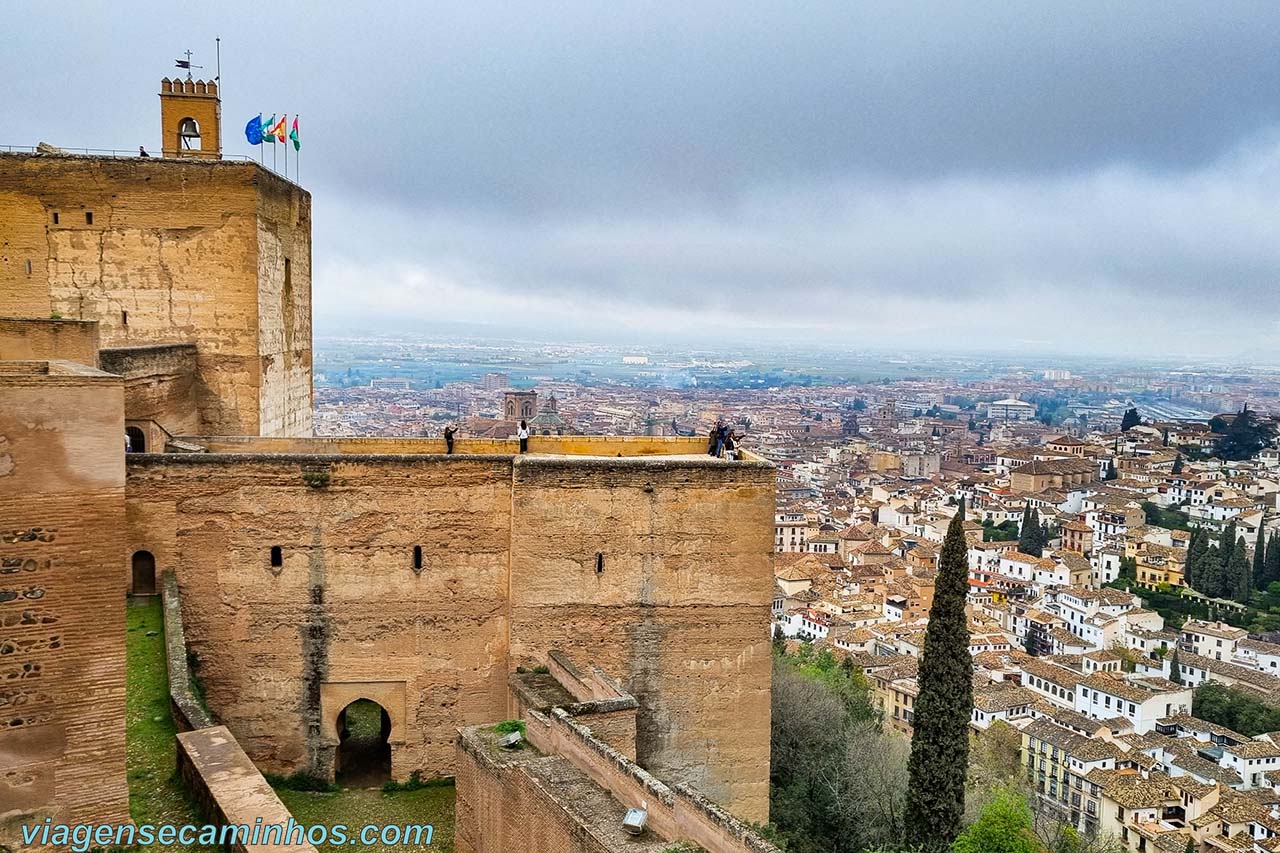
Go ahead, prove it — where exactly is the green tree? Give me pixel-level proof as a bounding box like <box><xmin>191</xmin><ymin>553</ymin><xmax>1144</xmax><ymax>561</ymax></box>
<box><xmin>1227</xmin><ymin>535</ymin><xmax>1251</xmax><ymax>603</ymax></box>
<box><xmin>1172</xmin><ymin>453</ymin><xmax>1184</xmax><ymax>474</ymax></box>
<box><xmin>1018</xmin><ymin>507</ymin><xmax>1043</xmax><ymax>557</ymax></box>
<box><xmin>1218</xmin><ymin>521</ymin><xmax>1238</xmax><ymax>583</ymax></box>
<box><xmin>1185</xmin><ymin>839</ymin><xmax>1196</xmax><ymax>853</ymax></box>
<box><xmin>905</xmin><ymin>504</ymin><xmax>973</xmax><ymax>851</ymax></box>
<box><xmin>1214</xmin><ymin>405</ymin><xmax>1278</xmax><ymax>461</ymax></box>
<box><xmin>1266</xmin><ymin>532</ymin><xmax>1280</xmax><ymax>591</ymax></box>
<box><xmin>1200</xmin><ymin>544</ymin><xmax>1223</xmax><ymax>598</ymax></box>
<box><xmin>1254</xmin><ymin>525</ymin><xmax>1268</xmax><ymax>591</ymax></box>
<box><xmin>1193</xmin><ymin>681</ymin><xmax>1280</xmax><ymax>736</ymax></box>
<box><xmin>1169</xmin><ymin>644</ymin><xmax>1182</xmax><ymax>685</ymax></box>
<box><xmin>1103</xmin><ymin>460</ymin><xmax>1117</xmax><ymax>481</ymax></box>
<box><xmin>1185</xmin><ymin>528</ymin><xmax>1205</xmax><ymax>590</ymax></box>
<box><xmin>1120</xmin><ymin>407</ymin><xmax>1141</xmax><ymax>432</ymax></box>
<box><xmin>951</xmin><ymin>787</ymin><xmax>1038</xmax><ymax>853</ymax></box>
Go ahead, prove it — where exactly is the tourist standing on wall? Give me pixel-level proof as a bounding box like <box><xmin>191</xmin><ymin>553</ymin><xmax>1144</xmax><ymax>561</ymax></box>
<box><xmin>518</xmin><ymin>420</ymin><xmax>530</xmax><ymax>453</ymax></box>
<box><xmin>444</xmin><ymin>425</ymin><xmax>457</xmax><ymax>454</ymax></box>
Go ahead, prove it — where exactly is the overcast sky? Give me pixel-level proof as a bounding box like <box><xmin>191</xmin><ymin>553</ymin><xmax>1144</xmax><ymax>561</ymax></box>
<box><xmin>7</xmin><ymin>2</ymin><xmax>1280</xmax><ymax>358</ymax></box>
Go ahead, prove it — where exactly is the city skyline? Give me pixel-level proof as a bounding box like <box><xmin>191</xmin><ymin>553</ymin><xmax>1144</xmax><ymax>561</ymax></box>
<box><xmin>6</xmin><ymin>2</ymin><xmax>1280</xmax><ymax>359</ymax></box>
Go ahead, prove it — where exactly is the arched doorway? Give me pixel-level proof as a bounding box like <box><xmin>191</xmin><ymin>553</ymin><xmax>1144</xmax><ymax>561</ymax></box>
<box><xmin>125</xmin><ymin>426</ymin><xmax>146</xmax><ymax>453</ymax></box>
<box><xmin>335</xmin><ymin>699</ymin><xmax>391</xmax><ymax>787</ymax></box>
<box><xmin>131</xmin><ymin>550</ymin><xmax>156</xmax><ymax>595</ymax></box>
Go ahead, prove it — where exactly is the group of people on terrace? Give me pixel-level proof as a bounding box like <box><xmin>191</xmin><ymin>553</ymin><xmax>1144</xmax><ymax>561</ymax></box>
<box><xmin>708</xmin><ymin>419</ymin><xmax>745</xmax><ymax>460</ymax></box>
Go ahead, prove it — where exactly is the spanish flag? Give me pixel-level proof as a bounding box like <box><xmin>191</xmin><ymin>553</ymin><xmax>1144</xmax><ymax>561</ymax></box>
<box><xmin>267</xmin><ymin>114</ymin><xmax>288</xmax><ymax>143</ymax></box>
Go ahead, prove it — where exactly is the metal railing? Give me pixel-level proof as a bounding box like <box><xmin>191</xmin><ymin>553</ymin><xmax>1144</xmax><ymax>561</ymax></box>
<box><xmin>0</xmin><ymin>144</ymin><xmax>290</xmax><ymax>180</ymax></box>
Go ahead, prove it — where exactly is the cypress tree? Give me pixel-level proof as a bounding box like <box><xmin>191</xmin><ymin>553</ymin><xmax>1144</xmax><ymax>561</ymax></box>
<box><xmin>1185</xmin><ymin>528</ymin><xmax>1205</xmax><ymax>590</ymax></box>
<box><xmin>1019</xmin><ymin>507</ymin><xmax>1043</xmax><ymax>557</ymax></box>
<box><xmin>905</xmin><ymin>501</ymin><xmax>973</xmax><ymax>851</ymax></box>
<box><xmin>1169</xmin><ymin>645</ymin><xmax>1183</xmax><ymax>685</ymax></box>
<box><xmin>1266</xmin><ymin>532</ymin><xmax>1280</xmax><ymax>591</ymax></box>
<box><xmin>1201</xmin><ymin>544</ymin><xmax>1223</xmax><ymax>598</ymax></box>
<box><xmin>1254</xmin><ymin>525</ymin><xmax>1268</xmax><ymax>591</ymax></box>
<box><xmin>1228</xmin><ymin>536</ymin><xmax>1251</xmax><ymax>604</ymax></box>
<box><xmin>1121</xmin><ymin>407</ymin><xmax>1141</xmax><ymax>432</ymax></box>
<box><xmin>1172</xmin><ymin>454</ymin><xmax>1184</xmax><ymax>474</ymax></box>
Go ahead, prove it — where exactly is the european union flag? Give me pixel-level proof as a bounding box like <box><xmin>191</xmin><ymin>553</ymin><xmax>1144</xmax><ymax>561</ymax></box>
<box><xmin>244</xmin><ymin>114</ymin><xmax>263</xmax><ymax>145</ymax></box>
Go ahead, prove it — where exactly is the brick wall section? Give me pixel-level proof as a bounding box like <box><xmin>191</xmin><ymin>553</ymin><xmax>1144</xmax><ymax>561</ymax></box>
<box><xmin>455</xmin><ymin>726</ymin><xmax>666</xmax><ymax>853</ymax></box>
<box><xmin>176</xmin><ymin>726</ymin><xmax>317</xmax><ymax>853</ymax></box>
<box><xmin>124</xmin><ymin>443</ymin><xmax>774</xmax><ymax>820</ymax></box>
<box><xmin>522</xmin><ymin>709</ymin><xmax>781</xmax><ymax>853</ymax></box>
<box><xmin>0</xmin><ymin>361</ymin><xmax>129</xmax><ymax>849</ymax></box>
<box><xmin>0</xmin><ymin>153</ymin><xmax>312</xmax><ymax>436</ymax></box>
<box><xmin>99</xmin><ymin>344</ymin><xmax>202</xmax><ymax>436</ymax></box>
<box><xmin>0</xmin><ymin>318</ymin><xmax>100</xmax><ymax>364</ymax></box>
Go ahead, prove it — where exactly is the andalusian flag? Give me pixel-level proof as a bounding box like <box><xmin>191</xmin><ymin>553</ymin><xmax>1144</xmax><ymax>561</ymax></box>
<box><xmin>267</xmin><ymin>114</ymin><xmax>287</xmax><ymax>143</ymax></box>
<box><xmin>290</xmin><ymin>116</ymin><xmax>300</xmax><ymax>151</ymax></box>
<box><xmin>261</xmin><ymin>114</ymin><xmax>277</xmax><ymax>143</ymax></box>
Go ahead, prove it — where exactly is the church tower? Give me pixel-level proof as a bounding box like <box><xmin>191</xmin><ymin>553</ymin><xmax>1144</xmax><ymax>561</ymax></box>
<box><xmin>159</xmin><ymin>76</ymin><xmax>221</xmax><ymax>158</ymax></box>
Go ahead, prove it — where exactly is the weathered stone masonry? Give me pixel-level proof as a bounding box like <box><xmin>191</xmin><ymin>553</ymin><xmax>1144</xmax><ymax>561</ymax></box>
<box><xmin>124</xmin><ymin>447</ymin><xmax>774</xmax><ymax>821</ymax></box>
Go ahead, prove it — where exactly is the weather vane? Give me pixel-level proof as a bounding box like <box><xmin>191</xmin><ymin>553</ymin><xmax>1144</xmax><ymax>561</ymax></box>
<box><xmin>174</xmin><ymin>50</ymin><xmax>203</xmax><ymax>79</ymax></box>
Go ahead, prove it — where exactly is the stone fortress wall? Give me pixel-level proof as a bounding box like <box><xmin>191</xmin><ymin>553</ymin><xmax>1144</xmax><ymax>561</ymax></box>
<box><xmin>0</xmin><ymin>153</ymin><xmax>312</xmax><ymax>437</ymax></box>
<box><xmin>124</xmin><ymin>440</ymin><xmax>775</xmax><ymax>821</ymax></box>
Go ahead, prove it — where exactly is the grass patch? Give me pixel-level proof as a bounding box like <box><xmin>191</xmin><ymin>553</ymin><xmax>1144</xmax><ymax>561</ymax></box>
<box><xmin>493</xmin><ymin>719</ymin><xmax>525</xmax><ymax>736</ymax></box>
<box><xmin>275</xmin><ymin>784</ymin><xmax>455</xmax><ymax>852</ymax></box>
<box><xmin>125</xmin><ymin>596</ymin><xmax>216</xmax><ymax>851</ymax></box>
<box><xmin>265</xmin><ymin>770</ymin><xmax>339</xmax><ymax>793</ymax></box>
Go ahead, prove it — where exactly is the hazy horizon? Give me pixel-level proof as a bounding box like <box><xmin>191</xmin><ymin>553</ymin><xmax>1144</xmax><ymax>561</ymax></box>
<box><xmin>7</xmin><ymin>2</ymin><xmax>1280</xmax><ymax>360</ymax></box>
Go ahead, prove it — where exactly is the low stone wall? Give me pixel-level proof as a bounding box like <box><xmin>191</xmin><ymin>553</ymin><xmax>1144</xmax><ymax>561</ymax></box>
<box><xmin>161</xmin><ymin>570</ymin><xmax>214</xmax><ymax>731</ymax></box>
<box><xmin>455</xmin><ymin>728</ymin><xmax>623</xmax><ymax>853</ymax></box>
<box><xmin>177</xmin><ymin>434</ymin><xmax>713</xmax><ymax>457</ymax></box>
<box><xmin>176</xmin><ymin>727</ymin><xmax>318</xmax><ymax>853</ymax></box>
<box><xmin>544</xmin><ymin>652</ymin><xmax>639</xmax><ymax>759</ymax></box>
<box><xmin>522</xmin><ymin>708</ymin><xmax>780</xmax><ymax>853</ymax></box>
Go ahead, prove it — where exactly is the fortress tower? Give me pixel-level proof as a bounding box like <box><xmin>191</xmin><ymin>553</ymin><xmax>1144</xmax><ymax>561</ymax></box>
<box><xmin>0</xmin><ymin>78</ymin><xmax>311</xmax><ymax>437</ymax></box>
<box><xmin>159</xmin><ymin>76</ymin><xmax>221</xmax><ymax>159</ymax></box>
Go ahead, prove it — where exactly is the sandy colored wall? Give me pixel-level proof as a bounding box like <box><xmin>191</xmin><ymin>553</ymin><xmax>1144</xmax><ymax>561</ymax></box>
<box><xmin>126</xmin><ymin>455</ymin><xmax>513</xmax><ymax>778</ymax></box>
<box><xmin>125</xmin><ymin>450</ymin><xmax>773</xmax><ymax>820</ymax></box>
<box><xmin>0</xmin><ymin>318</ymin><xmax>99</xmax><ymax>364</ymax></box>
<box><xmin>182</xmin><ymin>435</ymin><xmax>713</xmax><ymax>456</ymax></box>
<box><xmin>508</xmin><ymin>457</ymin><xmax>775</xmax><ymax>821</ymax></box>
<box><xmin>0</xmin><ymin>361</ymin><xmax>129</xmax><ymax>847</ymax></box>
<box><xmin>0</xmin><ymin>188</ymin><xmax>52</xmax><ymax>318</ymax></box>
<box><xmin>254</xmin><ymin>177</ymin><xmax>312</xmax><ymax>438</ymax></box>
<box><xmin>0</xmin><ymin>154</ymin><xmax>312</xmax><ymax>437</ymax></box>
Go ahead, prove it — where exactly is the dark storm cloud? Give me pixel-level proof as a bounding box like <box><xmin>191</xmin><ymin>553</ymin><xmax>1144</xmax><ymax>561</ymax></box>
<box><xmin>5</xmin><ymin>1</ymin><xmax>1280</xmax><ymax>355</ymax></box>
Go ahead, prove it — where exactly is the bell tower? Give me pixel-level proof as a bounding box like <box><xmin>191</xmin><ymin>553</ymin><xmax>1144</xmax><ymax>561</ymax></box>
<box><xmin>159</xmin><ymin>76</ymin><xmax>221</xmax><ymax>159</ymax></box>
